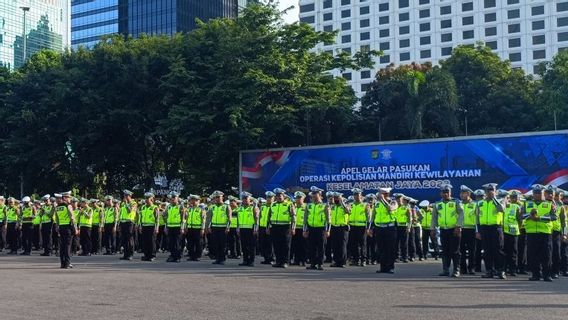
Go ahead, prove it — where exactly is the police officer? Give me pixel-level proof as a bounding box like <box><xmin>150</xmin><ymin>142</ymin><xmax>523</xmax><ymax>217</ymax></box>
<box><xmin>0</xmin><ymin>196</ymin><xmax>6</xmax><ymax>252</ymax></box>
<box><xmin>237</xmin><ymin>192</ymin><xmax>259</xmax><ymax>266</ymax></box>
<box><xmin>373</xmin><ymin>187</ymin><xmax>398</xmax><ymax>274</ymax></box>
<box><xmin>139</xmin><ymin>192</ymin><xmax>159</xmax><ymax>261</ymax></box>
<box><xmin>90</xmin><ymin>199</ymin><xmax>103</xmax><ymax>255</ymax></box>
<box><xmin>348</xmin><ymin>188</ymin><xmax>370</xmax><ymax>266</ymax></box>
<box><xmin>291</xmin><ymin>191</ymin><xmax>307</xmax><ymax>266</ymax></box>
<box><xmin>365</xmin><ymin>193</ymin><xmax>378</xmax><ymax>265</ymax></box>
<box><xmin>156</xmin><ymin>200</ymin><xmax>168</xmax><ymax>253</ymax></box>
<box><xmin>418</xmin><ymin>200</ymin><xmax>438</xmax><ymax>260</ymax></box>
<box><xmin>394</xmin><ymin>194</ymin><xmax>411</xmax><ymax>263</ymax></box>
<box><xmin>473</xmin><ymin>189</ymin><xmax>485</xmax><ymax>272</ymax></box>
<box><xmin>78</xmin><ymin>198</ymin><xmax>93</xmax><ymax>256</ymax></box>
<box><xmin>476</xmin><ymin>183</ymin><xmax>506</xmax><ymax>279</ymax></box>
<box><xmin>103</xmin><ymin>196</ymin><xmax>119</xmax><ymax>255</ymax></box>
<box><xmin>165</xmin><ymin>192</ymin><xmax>185</xmax><ymax>262</ymax></box>
<box><xmin>324</xmin><ymin>191</ymin><xmax>335</xmax><ymax>263</ymax></box>
<box><xmin>549</xmin><ymin>185</ymin><xmax>566</xmax><ymax>279</ymax></box>
<box><xmin>259</xmin><ymin>191</ymin><xmax>275</xmax><ymax>264</ymax></box>
<box><xmin>186</xmin><ymin>195</ymin><xmax>206</xmax><ymax>261</ymax></box>
<box><xmin>522</xmin><ymin>184</ymin><xmax>557</xmax><ymax>281</ymax></box>
<box><xmin>330</xmin><ymin>192</ymin><xmax>350</xmax><ymax>268</ymax></box>
<box><xmin>207</xmin><ymin>191</ymin><xmax>232</xmax><ymax>265</ymax></box>
<box><xmin>227</xmin><ymin>196</ymin><xmax>241</xmax><ymax>259</ymax></box>
<box><xmin>19</xmin><ymin>196</ymin><xmax>37</xmax><ymax>255</ymax></box>
<box><xmin>119</xmin><ymin>190</ymin><xmax>138</xmax><ymax>261</ymax></box>
<box><xmin>459</xmin><ymin>185</ymin><xmax>477</xmax><ymax>275</ymax></box>
<box><xmin>267</xmin><ymin>188</ymin><xmax>296</xmax><ymax>268</ymax></box>
<box><xmin>55</xmin><ymin>191</ymin><xmax>78</xmax><ymax>269</ymax></box>
<box><xmin>304</xmin><ymin>186</ymin><xmax>331</xmax><ymax>270</ymax></box>
<box><xmin>408</xmin><ymin>198</ymin><xmax>422</xmax><ymax>262</ymax></box>
<box><xmin>39</xmin><ymin>195</ymin><xmax>54</xmax><ymax>256</ymax></box>
<box><xmin>431</xmin><ymin>184</ymin><xmax>464</xmax><ymax>277</ymax></box>
<box><xmin>5</xmin><ymin>197</ymin><xmax>20</xmax><ymax>254</ymax></box>
<box><xmin>502</xmin><ymin>190</ymin><xmax>522</xmax><ymax>277</ymax></box>
<box><xmin>32</xmin><ymin>200</ymin><xmax>41</xmax><ymax>251</ymax></box>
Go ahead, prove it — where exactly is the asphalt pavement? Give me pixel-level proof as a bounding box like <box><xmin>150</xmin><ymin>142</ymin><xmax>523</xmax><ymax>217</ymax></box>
<box><xmin>0</xmin><ymin>252</ymin><xmax>567</xmax><ymax>320</ymax></box>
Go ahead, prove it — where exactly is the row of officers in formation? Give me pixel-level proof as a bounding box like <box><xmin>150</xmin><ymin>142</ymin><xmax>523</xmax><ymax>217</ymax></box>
<box><xmin>0</xmin><ymin>183</ymin><xmax>567</xmax><ymax>282</ymax></box>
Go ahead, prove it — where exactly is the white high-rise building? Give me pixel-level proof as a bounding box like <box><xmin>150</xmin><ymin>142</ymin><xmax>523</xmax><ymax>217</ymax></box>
<box><xmin>299</xmin><ymin>0</ymin><xmax>568</xmax><ymax>97</ymax></box>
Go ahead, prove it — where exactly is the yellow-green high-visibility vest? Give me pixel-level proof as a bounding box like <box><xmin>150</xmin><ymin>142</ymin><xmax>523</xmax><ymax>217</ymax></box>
<box><xmin>166</xmin><ymin>205</ymin><xmax>182</xmax><ymax>227</ymax></box>
<box><xmin>79</xmin><ymin>208</ymin><xmax>93</xmax><ymax>227</ymax></box>
<box><xmin>421</xmin><ymin>208</ymin><xmax>432</xmax><ymax>229</ymax></box>
<box><xmin>187</xmin><ymin>207</ymin><xmax>203</xmax><ymax>229</ymax></box>
<box><xmin>140</xmin><ymin>204</ymin><xmax>158</xmax><ymax>226</ymax></box>
<box><xmin>211</xmin><ymin>205</ymin><xmax>228</xmax><ymax>227</ymax></box>
<box><xmin>478</xmin><ymin>199</ymin><xmax>503</xmax><ymax>226</ymax></box>
<box><xmin>41</xmin><ymin>206</ymin><xmax>53</xmax><ymax>223</ymax></box>
<box><xmin>259</xmin><ymin>205</ymin><xmax>270</xmax><ymax>227</ymax></box>
<box><xmin>307</xmin><ymin>203</ymin><xmax>326</xmax><ymax>227</ymax></box>
<box><xmin>104</xmin><ymin>207</ymin><xmax>116</xmax><ymax>224</ymax></box>
<box><xmin>395</xmin><ymin>206</ymin><xmax>409</xmax><ymax>225</ymax></box>
<box><xmin>374</xmin><ymin>202</ymin><xmax>395</xmax><ymax>225</ymax></box>
<box><xmin>270</xmin><ymin>202</ymin><xmax>291</xmax><ymax>224</ymax></box>
<box><xmin>331</xmin><ymin>205</ymin><xmax>349</xmax><ymax>227</ymax></box>
<box><xmin>32</xmin><ymin>210</ymin><xmax>41</xmax><ymax>225</ymax></box>
<box><xmin>21</xmin><ymin>206</ymin><xmax>34</xmax><ymax>224</ymax></box>
<box><xmin>503</xmin><ymin>203</ymin><xmax>520</xmax><ymax>236</ymax></box>
<box><xmin>462</xmin><ymin>201</ymin><xmax>477</xmax><ymax>229</ymax></box>
<box><xmin>552</xmin><ymin>201</ymin><xmax>563</xmax><ymax>232</ymax></box>
<box><xmin>435</xmin><ymin>200</ymin><xmax>459</xmax><ymax>229</ymax></box>
<box><xmin>120</xmin><ymin>201</ymin><xmax>137</xmax><ymax>222</ymax></box>
<box><xmin>6</xmin><ymin>207</ymin><xmax>19</xmax><ymax>223</ymax></box>
<box><xmin>92</xmin><ymin>208</ymin><xmax>102</xmax><ymax>226</ymax></box>
<box><xmin>349</xmin><ymin>202</ymin><xmax>367</xmax><ymax>227</ymax></box>
<box><xmin>524</xmin><ymin>201</ymin><xmax>554</xmax><ymax>234</ymax></box>
<box><xmin>237</xmin><ymin>206</ymin><xmax>255</xmax><ymax>229</ymax></box>
<box><xmin>56</xmin><ymin>205</ymin><xmax>71</xmax><ymax>226</ymax></box>
<box><xmin>295</xmin><ymin>204</ymin><xmax>305</xmax><ymax>229</ymax></box>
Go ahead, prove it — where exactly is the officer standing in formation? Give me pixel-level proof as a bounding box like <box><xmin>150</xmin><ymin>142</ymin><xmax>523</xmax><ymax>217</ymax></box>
<box><xmin>207</xmin><ymin>191</ymin><xmax>231</xmax><ymax>265</ymax></box>
<box><xmin>186</xmin><ymin>194</ymin><xmax>206</xmax><ymax>261</ymax></box>
<box><xmin>304</xmin><ymin>186</ymin><xmax>330</xmax><ymax>270</ymax></box>
<box><xmin>329</xmin><ymin>192</ymin><xmax>350</xmax><ymax>268</ymax></box>
<box><xmin>373</xmin><ymin>187</ymin><xmax>399</xmax><ymax>274</ymax></box>
<box><xmin>267</xmin><ymin>188</ymin><xmax>296</xmax><ymax>268</ymax></box>
<box><xmin>237</xmin><ymin>192</ymin><xmax>259</xmax><ymax>266</ymax></box>
<box><xmin>460</xmin><ymin>185</ymin><xmax>477</xmax><ymax>274</ymax></box>
<box><xmin>348</xmin><ymin>188</ymin><xmax>370</xmax><ymax>266</ymax></box>
<box><xmin>139</xmin><ymin>192</ymin><xmax>159</xmax><ymax>261</ymax></box>
<box><xmin>165</xmin><ymin>192</ymin><xmax>186</xmax><ymax>262</ymax></box>
<box><xmin>290</xmin><ymin>191</ymin><xmax>307</xmax><ymax>266</ymax></box>
<box><xmin>119</xmin><ymin>190</ymin><xmax>138</xmax><ymax>260</ymax></box>
<box><xmin>54</xmin><ymin>191</ymin><xmax>78</xmax><ymax>269</ymax></box>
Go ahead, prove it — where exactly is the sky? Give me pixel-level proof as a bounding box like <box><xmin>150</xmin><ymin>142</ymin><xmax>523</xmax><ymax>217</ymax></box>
<box><xmin>277</xmin><ymin>0</ymin><xmax>300</xmax><ymax>24</ymax></box>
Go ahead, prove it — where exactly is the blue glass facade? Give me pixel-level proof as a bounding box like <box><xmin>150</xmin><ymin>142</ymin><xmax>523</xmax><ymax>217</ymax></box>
<box><xmin>72</xmin><ymin>0</ymin><xmax>245</xmax><ymax>48</ymax></box>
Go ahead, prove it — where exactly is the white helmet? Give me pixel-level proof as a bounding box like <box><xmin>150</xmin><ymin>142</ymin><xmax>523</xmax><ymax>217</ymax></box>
<box><xmin>22</xmin><ymin>196</ymin><xmax>31</xmax><ymax>203</ymax></box>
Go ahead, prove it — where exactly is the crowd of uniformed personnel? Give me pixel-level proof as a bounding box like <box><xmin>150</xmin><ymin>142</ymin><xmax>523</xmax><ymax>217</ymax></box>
<box><xmin>0</xmin><ymin>183</ymin><xmax>566</xmax><ymax>281</ymax></box>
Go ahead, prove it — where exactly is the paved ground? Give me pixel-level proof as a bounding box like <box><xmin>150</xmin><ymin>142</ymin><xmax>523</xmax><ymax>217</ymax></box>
<box><xmin>0</xmin><ymin>252</ymin><xmax>567</xmax><ymax>320</ymax></box>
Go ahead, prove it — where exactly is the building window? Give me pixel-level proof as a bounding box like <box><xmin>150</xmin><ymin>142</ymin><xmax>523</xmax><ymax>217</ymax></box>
<box><xmin>420</xmin><ymin>50</ymin><xmax>431</xmax><ymax>59</ymax></box>
<box><xmin>462</xmin><ymin>16</ymin><xmax>474</xmax><ymax>25</ymax></box>
<box><xmin>485</xmin><ymin>13</ymin><xmax>496</xmax><ymax>22</ymax></box>
<box><xmin>360</xmin><ymin>32</ymin><xmax>370</xmax><ymax>41</ymax></box>
<box><xmin>399</xmin><ymin>0</ymin><xmax>409</xmax><ymax>8</ymax></box>
<box><xmin>323</xmin><ymin>0</ymin><xmax>332</xmax><ymax>9</ymax></box>
<box><xmin>484</xmin><ymin>0</ymin><xmax>496</xmax><ymax>8</ymax></box>
<box><xmin>400</xmin><ymin>39</ymin><xmax>410</xmax><ymax>48</ymax></box>
<box><xmin>380</xmin><ymin>42</ymin><xmax>390</xmax><ymax>50</ymax></box>
<box><xmin>420</xmin><ymin>23</ymin><xmax>430</xmax><ymax>32</ymax></box>
<box><xmin>360</xmin><ymin>19</ymin><xmax>370</xmax><ymax>28</ymax></box>
<box><xmin>342</xmin><ymin>47</ymin><xmax>352</xmax><ymax>54</ymax></box>
<box><xmin>341</xmin><ymin>0</ymin><xmax>350</xmax><ymax>5</ymax></box>
<box><xmin>485</xmin><ymin>27</ymin><xmax>497</xmax><ymax>37</ymax></box>
<box><xmin>533</xmin><ymin>35</ymin><xmax>545</xmax><ymax>45</ymax></box>
<box><xmin>379</xmin><ymin>29</ymin><xmax>390</xmax><ymax>38</ymax></box>
<box><xmin>441</xmin><ymin>19</ymin><xmax>452</xmax><ymax>29</ymax></box>
<box><xmin>532</xmin><ymin>6</ymin><xmax>544</xmax><ymax>16</ymax></box>
<box><xmin>380</xmin><ymin>55</ymin><xmax>390</xmax><ymax>63</ymax></box>
<box><xmin>419</xmin><ymin>9</ymin><xmax>430</xmax><ymax>18</ymax></box>
<box><xmin>399</xmin><ymin>26</ymin><xmax>410</xmax><ymax>34</ymax></box>
<box><xmin>507</xmin><ymin>0</ymin><xmax>519</xmax><ymax>4</ymax></box>
<box><xmin>420</xmin><ymin>36</ymin><xmax>431</xmax><ymax>45</ymax></box>
<box><xmin>323</xmin><ymin>13</ymin><xmax>333</xmax><ymax>21</ymax></box>
<box><xmin>379</xmin><ymin>3</ymin><xmax>389</xmax><ymax>12</ymax></box>
<box><xmin>441</xmin><ymin>47</ymin><xmax>452</xmax><ymax>56</ymax></box>
<box><xmin>508</xmin><ymin>24</ymin><xmax>520</xmax><ymax>33</ymax></box>
<box><xmin>361</xmin><ymin>70</ymin><xmax>371</xmax><ymax>79</ymax></box>
<box><xmin>440</xmin><ymin>6</ymin><xmax>451</xmax><ymax>15</ymax></box>
<box><xmin>462</xmin><ymin>2</ymin><xmax>473</xmax><ymax>12</ymax></box>
<box><xmin>486</xmin><ymin>41</ymin><xmax>497</xmax><ymax>50</ymax></box>
<box><xmin>419</xmin><ymin>0</ymin><xmax>430</xmax><ymax>5</ymax></box>
<box><xmin>300</xmin><ymin>4</ymin><xmax>315</xmax><ymax>12</ymax></box>
<box><xmin>559</xmin><ymin>32</ymin><xmax>568</xmax><ymax>42</ymax></box>
<box><xmin>463</xmin><ymin>30</ymin><xmax>474</xmax><ymax>39</ymax></box>
<box><xmin>533</xmin><ymin>50</ymin><xmax>546</xmax><ymax>59</ymax></box>
<box><xmin>558</xmin><ymin>2</ymin><xmax>568</xmax><ymax>12</ymax></box>
<box><xmin>533</xmin><ymin>20</ymin><xmax>545</xmax><ymax>30</ymax></box>
<box><xmin>441</xmin><ymin>33</ymin><xmax>452</xmax><ymax>42</ymax></box>
<box><xmin>341</xmin><ymin>35</ymin><xmax>351</xmax><ymax>43</ymax></box>
<box><xmin>341</xmin><ymin>10</ymin><xmax>351</xmax><ymax>18</ymax></box>
<box><xmin>559</xmin><ymin>17</ymin><xmax>568</xmax><ymax>27</ymax></box>
<box><xmin>361</xmin><ymin>83</ymin><xmax>371</xmax><ymax>92</ymax></box>
<box><xmin>379</xmin><ymin>16</ymin><xmax>389</xmax><ymax>25</ymax></box>
<box><xmin>360</xmin><ymin>6</ymin><xmax>370</xmax><ymax>15</ymax></box>
<box><xmin>323</xmin><ymin>25</ymin><xmax>333</xmax><ymax>32</ymax></box>
<box><xmin>508</xmin><ymin>9</ymin><xmax>520</xmax><ymax>19</ymax></box>
<box><xmin>342</xmin><ymin>72</ymin><xmax>352</xmax><ymax>80</ymax></box>
<box><xmin>341</xmin><ymin>22</ymin><xmax>351</xmax><ymax>30</ymax></box>
<box><xmin>399</xmin><ymin>12</ymin><xmax>409</xmax><ymax>21</ymax></box>
<box><xmin>300</xmin><ymin>16</ymin><xmax>315</xmax><ymax>24</ymax></box>
<box><xmin>400</xmin><ymin>52</ymin><xmax>410</xmax><ymax>61</ymax></box>
<box><xmin>509</xmin><ymin>38</ymin><xmax>521</xmax><ymax>48</ymax></box>
<box><xmin>509</xmin><ymin>53</ymin><xmax>521</xmax><ymax>62</ymax></box>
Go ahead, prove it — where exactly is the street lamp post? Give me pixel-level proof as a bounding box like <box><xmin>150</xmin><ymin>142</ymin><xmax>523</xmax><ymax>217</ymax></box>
<box><xmin>20</xmin><ymin>6</ymin><xmax>30</xmax><ymax>66</ymax></box>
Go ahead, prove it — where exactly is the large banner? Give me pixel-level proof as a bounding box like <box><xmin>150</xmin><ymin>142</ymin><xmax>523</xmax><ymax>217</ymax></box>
<box><xmin>240</xmin><ymin>131</ymin><xmax>568</xmax><ymax>201</ymax></box>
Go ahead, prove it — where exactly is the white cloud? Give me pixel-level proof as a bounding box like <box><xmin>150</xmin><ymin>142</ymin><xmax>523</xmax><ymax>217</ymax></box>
<box><xmin>277</xmin><ymin>0</ymin><xmax>299</xmax><ymax>24</ymax></box>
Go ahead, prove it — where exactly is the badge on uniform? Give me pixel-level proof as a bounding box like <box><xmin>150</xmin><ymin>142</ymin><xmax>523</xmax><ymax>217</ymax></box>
<box><xmin>448</xmin><ymin>203</ymin><xmax>455</xmax><ymax>208</ymax></box>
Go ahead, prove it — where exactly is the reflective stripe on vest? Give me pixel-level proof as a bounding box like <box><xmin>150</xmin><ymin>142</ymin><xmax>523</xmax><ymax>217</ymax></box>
<box><xmin>56</xmin><ymin>206</ymin><xmax>71</xmax><ymax>226</ymax></box>
<box><xmin>140</xmin><ymin>205</ymin><xmax>158</xmax><ymax>226</ymax></box>
<box><xmin>6</xmin><ymin>207</ymin><xmax>19</xmax><ymax>222</ymax></box>
<box><xmin>436</xmin><ymin>200</ymin><xmax>458</xmax><ymax>229</ymax></box>
<box><xmin>524</xmin><ymin>201</ymin><xmax>553</xmax><ymax>234</ymax></box>
<box><xmin>395</xmin><ymin>206</ymin><xmax>409</xmax><ymax>225</ymax></box>
<box><xmin>91</xmin><ymin>209</ymin><xmax>102</xmax><ymax>226</ymax></box>
<box><xmin>120</xmin><ymin>201</ymin><xmax>136</xmax><ymax>222</ymax></box>
<box><xmin>167</xmin><ymin>205</ymin><xmax>182</xmax><ymax>227</ymax></box>
<box><xmin>295</xmin><ymin>205</ymin><xmax>305</xmax><ymax>228</ymax></box>
<box><xmin>478</xmin><ymin>200</ymin><xmax>503</xmax><ymax>226</ymax></box>
<box><xmin>307</xmin><ymin>203</ymin><xmax>326</xmax><ymax>227</ymax></box>
<box><xmin>350</xmin><ymin>203</ymin><xmax>367</xmax><ymax>226</ymax></box>
<box><xmin>462</xmin><ymin>201</ymin><xmax>477</xmax><ymax>229</ymax></box>
<box><xmin>374</xmin><ymin>202</ymin><xmax>395</xmax><ymax>225</ymax></box>
<box><xmin>270</xmin><ymin>202</ymin><xmax>291</xmax><ymax>224</ymax></box>
<box><xmin>41</xmin><ymin>206</ymin><xmax>53</xmax><ymax>223</ymax></box>
<box><xmin>104</xmin><ymin>207</ymin><xmax>116</xmax><ymax>224</ymax></box>
<box><xmin>21</xmin><ymin>207</ymin><xmax>34</xmax><ymax>223</ymax></box>
<box><xmin>503</xmin><ymin>203</ymin><xmax>520</xmax><ymax>235</ymax></box>
<box><xmin>187</xmin><ymin>207</ymin><xmax>203</xmax><ymax>228</ymax></box>
<box><xmin>79</xmin><ymin>208</ymin><xmax>93</xmax><ymax>227</ymax></box>
<box><xmin>211</xmin><ymin>205</ymin><xmax>228</xmax><ymax>227</ymax></box>
<box><xmin>331</xmin><ymin>205</ymin><xmax>348</xmax><ymax>226</ymax></box>
<box><xmin>237</xmin><ymin>206</ymin><xmax>255</xmax><ymax>229</ymax></box>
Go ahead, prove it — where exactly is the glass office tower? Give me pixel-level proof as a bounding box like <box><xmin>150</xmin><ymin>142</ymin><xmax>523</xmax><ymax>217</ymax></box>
<box><xmin>71</xmin><ymin>0</ymin><xmax>119</xmax><ymax>48</ymax></box>
<box><xmin>0</xmin><ymin>0</ymin><xmax>70</xmax><ymax>69</ymax></box>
